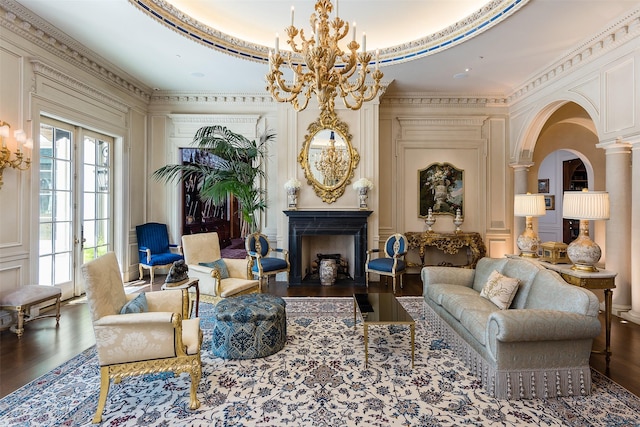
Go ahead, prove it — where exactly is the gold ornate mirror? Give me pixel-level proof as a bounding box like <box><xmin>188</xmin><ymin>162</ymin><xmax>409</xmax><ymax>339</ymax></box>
<box><xmin>298</xmin><ymin>113</ymin><xmax>359</xmax><ymax>203</ymax></box>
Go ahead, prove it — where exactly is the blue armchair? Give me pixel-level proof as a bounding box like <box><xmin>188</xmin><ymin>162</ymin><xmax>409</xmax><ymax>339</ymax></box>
<box><xmin>245</xmin><ymin>232</ymin><xmax>290</xmax><ymax>288</ymax></box>
<box><xmin>365</xmin><ymin>233</ymin><xmax>408</xmax><ymax>293</ymax></box>
<box><xmin>136</xmin><ymin>223</ymin><xmax>183</xmax><ymax>284</ymax></box>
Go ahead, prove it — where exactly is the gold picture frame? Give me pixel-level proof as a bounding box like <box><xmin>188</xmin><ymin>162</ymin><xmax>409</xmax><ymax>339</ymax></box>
<box><xmin>418</xmin><ymin>162</ymin><xmax>464</xmax><ymax>217</ymax></box>
<box><xmin>544</xmin><ymin>195</ymin><xmax>555</xmax><ymax>210</ymax></box>
<box><xmin>538</xmin><ymin>178</ymin><xmax>550</xmax><ymax>193</ymax></box>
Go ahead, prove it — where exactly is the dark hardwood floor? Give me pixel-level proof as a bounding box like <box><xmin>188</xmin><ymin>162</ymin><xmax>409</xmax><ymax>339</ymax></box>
<box><xmin>1</xmin><ymin>274</ymin><xmax>639</xmax><ymax>399</ymax></box>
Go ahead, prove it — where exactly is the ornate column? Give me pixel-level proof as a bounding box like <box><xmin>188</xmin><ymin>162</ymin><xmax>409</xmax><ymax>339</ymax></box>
<box><xmin>597</xmin><ymin>139</ymin><xmax>632</xmax><ymax>315</ymax></box>
<box><xmin>621</xmin><ymin>137</ymin><xmax>640</xmax><ymax>325</ymax></box>
<box><xmin>510</xmin><ymin>162</ymin><xmax>534</xmax><ymax>254</ymax></box>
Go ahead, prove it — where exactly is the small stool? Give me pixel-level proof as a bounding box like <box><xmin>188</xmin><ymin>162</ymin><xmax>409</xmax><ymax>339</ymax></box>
<box><xmin>0</xmin><ymin>285</ymin><xmax>61</xmax><ymax>338</ymax></box>
<box><xmin>211</xmin><ymin>293</ymin><xmax>286</xmax><ymax>359</ymax></box>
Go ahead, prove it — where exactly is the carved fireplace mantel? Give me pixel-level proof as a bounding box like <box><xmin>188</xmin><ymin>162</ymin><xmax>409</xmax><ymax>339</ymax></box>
<box><xmin>284</xmin><ymin>210</ymin><xmax>372</xmax><ymax>285</ymax></box>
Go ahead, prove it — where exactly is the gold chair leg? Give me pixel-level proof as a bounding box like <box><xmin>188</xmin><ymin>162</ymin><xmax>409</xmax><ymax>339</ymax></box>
<box><xmin>138</xmin><ymin>264</ymin><xmax>144</xmax><ymax>280</ymax></box>
<box><xmin>93</xmin><ymin>366</ymin><xmax>111</xmax><ymax>424</ymax></box>
<box><xmin>189</xmin><ymin>365</ymin><xmax>201</xmax><ymax>410</ymax></box>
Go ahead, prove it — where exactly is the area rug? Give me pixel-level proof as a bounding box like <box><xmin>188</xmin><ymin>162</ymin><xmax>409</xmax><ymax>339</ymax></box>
<box><xmin>1</xmin><ymin>297</ymin><xmax>639</xmax><ymax>426</ymax></box>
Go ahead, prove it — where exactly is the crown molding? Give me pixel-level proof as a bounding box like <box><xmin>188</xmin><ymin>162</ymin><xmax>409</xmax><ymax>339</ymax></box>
<box><xmin>150</xmin><ymin>92</ymin><xmax>275</xmax><ymax>105</ymax></box>
<box><xmin>507</xmin><ymin>8</ymin><xmax>640</xmax><ymax>103</ymax></box>
<box><xmin>1</xmin><ymin>1</ymin><xmax>152</xmax><ymax>102</ymax></box>
<box><xmin>130</xmin><ymin>0</ymin><xmax>528</xmax><ymax>66</ymax></box>
<box><xmin>381</xmin><ymin>95</ymin><xmax>507</xmax><ymax>107</ymax></box>
<box><xmin>30</xmin><ymin>60</ymin><xmax>130</xmax><ymax>113</ymax></box>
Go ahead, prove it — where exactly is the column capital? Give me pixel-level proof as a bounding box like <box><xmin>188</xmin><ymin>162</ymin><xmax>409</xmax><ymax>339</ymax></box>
<box><xmin>509</xmin><ymin>161</ymin><xmax>534</xmax><ymax>172</ymax></box>
<box><xmin>597</xmin><ymin>136</ymin><xmax>636</xmax><ymax>151</ymax></box>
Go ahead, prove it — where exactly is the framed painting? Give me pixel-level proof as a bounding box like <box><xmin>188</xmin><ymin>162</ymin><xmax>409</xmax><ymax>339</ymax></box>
<box><xmin>544</xmin><ymin>195</ymin><xmax>555</xmax><ymax>210</ymax></box>
<box><xmin>538</xmin><ymin>178</ymin><xmax>550</xmax><ymax>193</ymax></box>
<box><xmin>418</xmin><ymin>162</ymin><xmax>464</xmax><ymax>217</ymax></box>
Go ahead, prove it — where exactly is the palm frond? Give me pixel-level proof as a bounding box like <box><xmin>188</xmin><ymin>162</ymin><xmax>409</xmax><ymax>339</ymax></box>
<box><xmin>152</xmin><ymin>126</ymin><xmax>275</xmax><ymax>234</ymax></box>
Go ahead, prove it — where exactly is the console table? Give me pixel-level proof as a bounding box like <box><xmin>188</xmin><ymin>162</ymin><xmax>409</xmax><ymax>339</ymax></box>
<box><xmin>538</xmin><ymin>261</ymin><xmax>616</xmax><ymax>365</ymax></box>
<box><xmin>405</xmin><ymin>231</ymin><xmax>486</xmax><ymax>269</ymax></box>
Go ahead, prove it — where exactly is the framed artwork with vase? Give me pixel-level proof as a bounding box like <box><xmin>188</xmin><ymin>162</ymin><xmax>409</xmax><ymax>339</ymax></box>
<box><xmin>418</xmin><ymin>162</ymin><xmax>464</xmax><ymax>217</ymax></box>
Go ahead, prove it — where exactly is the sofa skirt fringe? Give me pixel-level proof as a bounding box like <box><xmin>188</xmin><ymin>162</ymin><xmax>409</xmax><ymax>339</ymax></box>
<box><xmin>423</xmin><ymin>302</ymin><xmax>592</xmax><ymax>399</ymax></box>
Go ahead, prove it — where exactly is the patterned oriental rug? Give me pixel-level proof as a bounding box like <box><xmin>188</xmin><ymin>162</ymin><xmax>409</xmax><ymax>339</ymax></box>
<box><xmin>1</xmin><ymin>297</ymin><xmax>639</xmax><ymax>426</ymax></box>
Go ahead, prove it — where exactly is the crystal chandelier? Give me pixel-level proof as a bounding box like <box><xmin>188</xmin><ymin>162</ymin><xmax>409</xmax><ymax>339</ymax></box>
<box><xmin>0</xmin><ymin>120</ymin><xmax>32</xmax><ymax>189</ymax></box>
<box><xmin>265</xmin><ymin>0</ymin><xmax>383</xmax><ymax>115</ymax></box>
<box><xmin>314</xmin><ymin>131</ymin><xmax>348</xmax><ymax>186</ymax></box>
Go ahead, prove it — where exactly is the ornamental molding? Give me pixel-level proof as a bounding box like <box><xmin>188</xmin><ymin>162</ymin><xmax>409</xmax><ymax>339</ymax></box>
<box><xmin>397</xmin><ymin>116</ymin><xmax>489</xmax><ymax>128</ymax></box>
<box><xmin>382</xmin><ymin>96</ymin><xmax>507</xmax><ymax>106</ymax></box>
<box><xmin>30</xmin><ymin>60</ymin><xmax>131</xmax><ymax>113</ymax></box>
<box><xmin>150</xmin><ymin>93</ymin><xmax>275</xmax><ymax>105</ymax></box>
<box><xmin>507</xmin><ymin>8</ymin><xmax>640</xmax><ymax>103</ymax></box>
<box><xmin>130</xmin><ymin>0</ymin><xmax>527</xmax><ymax>66</ymax></box>
<box><xmin>1</xmin><ymin>1</ymin><xmax>151</xmax><ymax>102</ymax></box>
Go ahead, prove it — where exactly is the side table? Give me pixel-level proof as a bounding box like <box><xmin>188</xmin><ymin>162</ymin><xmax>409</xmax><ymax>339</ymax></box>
<box><xmin>161</xmin><ymin>278</ymin><xmax>200</xmax><ymax>317</ymax></box>
<box><xmin>539</xmin><ymin>261</ymin><xmax>616</xmax><ymax>365</ymax></box>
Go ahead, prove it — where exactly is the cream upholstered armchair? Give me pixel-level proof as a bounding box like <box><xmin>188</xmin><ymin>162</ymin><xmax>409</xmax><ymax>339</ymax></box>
<box><xmin>181</xmin><ymin>232</ymin><xmax>260</xmax><ymax>304</ymax></box>
<box><xmin>81</xmin><ymin>252</ymin><xmax>202</xmax><ymax>424</ymax></box>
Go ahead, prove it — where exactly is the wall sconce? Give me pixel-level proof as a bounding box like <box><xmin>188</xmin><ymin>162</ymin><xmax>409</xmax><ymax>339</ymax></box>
<box><xmin>514</xmin><ymin>192</ymin><xmax>546</xmax><ymax>257</ymax></box>
<box><xmin>562</xmin><ymin>189</ymin><xmax>610</xmax><ymax>271</ymax></box>
<box><xmin>0</xmin><ymin>121</ymin><xmax>32</xmax><ymax>189</ymax></box>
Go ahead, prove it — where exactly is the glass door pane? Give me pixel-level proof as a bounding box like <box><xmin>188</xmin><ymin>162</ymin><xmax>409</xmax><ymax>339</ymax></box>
<box><xmin>38</xmin><ymin>118</ymin><xmax>114</xmax><ymax>297</ymax></box>
<box><xmin>38</xmin><ymin>122</ymin><xmax>73</xmax><ymax>289</ymax></box>
<box><xmin>81</xmin><ymin>133</ymin><xmax>112</xmax><ymax>265</ymax></box>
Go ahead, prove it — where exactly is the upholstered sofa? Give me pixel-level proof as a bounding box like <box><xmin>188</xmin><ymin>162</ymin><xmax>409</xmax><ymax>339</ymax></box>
<box><xmin>421</xmin><ymin>256</ymin><xmax>601</xmax><ymax>399</ymax></box>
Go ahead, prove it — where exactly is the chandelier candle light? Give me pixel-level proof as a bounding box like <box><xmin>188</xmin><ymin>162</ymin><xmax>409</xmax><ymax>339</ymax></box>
<box><xmin>314</xmin><ymin>131</ymin><xmax>348</xmax><ymax>186</ymax></box>
<box><xmin>0</xmin><ymin>120</ymin><xmax>32</xmax><ymax>189</ymax></box>
<box><xmin>266</xmin><ymin>0</ymin><xmax>383</xmax><ymax>116</ymax></box>
<box><xmin>284</xmin><ymin>178</ymin><xmax>302</xmax><ymax>209</ymax></box>
<box><xmin>353</xmin><ymin>177</ymin><xmax>373</xmax><ymax>209</ymax></box>
<box><xmin>514</xmin><ymin>192</ymin><xmax>546</xmax><ymax>257</ymax></box>
<box><xmin>562</xmin><ymin>189</ymin><xmax>610</xmax><ymax>271</ymax></box>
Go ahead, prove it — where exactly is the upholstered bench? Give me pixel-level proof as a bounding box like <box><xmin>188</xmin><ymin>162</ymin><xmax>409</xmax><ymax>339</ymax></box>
<box><xmin>211</xmin><ymin>293</ymin><xmax>286</xmax><ymax>359</ymax></box>
<box><xmin>0</xmin><ymin>285</ymin><xmax>61</xmax><ymax>338</ymax></box>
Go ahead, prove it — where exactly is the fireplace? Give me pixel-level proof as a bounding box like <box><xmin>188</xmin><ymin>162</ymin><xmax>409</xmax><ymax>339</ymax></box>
<box><xmin>284</xmin><ymin>210</ymin><xmax>372</xmax><ymax>285</ymax></box>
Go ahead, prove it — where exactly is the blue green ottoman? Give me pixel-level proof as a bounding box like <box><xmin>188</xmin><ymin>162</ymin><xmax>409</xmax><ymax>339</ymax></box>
<box><xmin>211</xmin><ymin>293</ymin><xmax>287</xmax><ymax>359</ymax></box>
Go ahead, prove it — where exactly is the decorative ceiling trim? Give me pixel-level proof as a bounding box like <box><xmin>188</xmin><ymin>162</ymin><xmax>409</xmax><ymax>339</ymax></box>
<box><xmin>507</xmin><ymin>8</ymin><xmax>640</xmax><ymax>103</ymax></box>
<box><xmin>129</xmin><ymin>0</ymin><xmax>529</xmax><ymax>66</ymax></box>
<box><xmin>0</xmin><ymin>2</ymin><xmax>151</xmax><ymax>102</ymax></box>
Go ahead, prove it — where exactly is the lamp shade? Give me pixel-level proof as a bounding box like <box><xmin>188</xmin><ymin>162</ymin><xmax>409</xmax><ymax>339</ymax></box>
<box><xmin>514</xmin><ymin>193</ymin><xmax>546</xmax><ymax>217</ymax></box>
<box><xmin>562</xmin><ymin>190</ymin><xmax>610</xmax><ymax>220</ymax></box>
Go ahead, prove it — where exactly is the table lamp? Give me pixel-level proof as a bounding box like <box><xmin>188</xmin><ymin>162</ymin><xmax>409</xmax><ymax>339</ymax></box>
<box><xmin>514</xmin><ymin>192</ymin><xmax>546</xmax><ymax>257</ymax></box>
<box><xmin>562</xmin><ymin>189</ymin><xmax>610</xmax><ymax>271</ymax></box>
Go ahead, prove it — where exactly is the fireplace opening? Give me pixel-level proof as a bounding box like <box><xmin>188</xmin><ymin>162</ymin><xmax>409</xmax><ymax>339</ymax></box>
<box><xmin>305</xmin><ymin>253</ymin><xmax>352</xmax><ymax>281</ymax></box>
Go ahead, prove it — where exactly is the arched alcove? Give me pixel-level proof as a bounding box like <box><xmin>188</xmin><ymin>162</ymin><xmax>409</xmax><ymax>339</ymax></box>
<box><xmin>519</xmin><ymin>102</ymin><xmax>606</xmax><ymax>257</ymax></box>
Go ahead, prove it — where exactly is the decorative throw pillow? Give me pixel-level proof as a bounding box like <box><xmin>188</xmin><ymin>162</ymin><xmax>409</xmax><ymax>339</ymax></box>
<box><xmin>199</xmin><ymin>259</ymin><xmax>230</xmax><ymax>279</ymax></box>
<box><xmin>120</xmin><ymin>292</ymin><xmax>149</xmax><ymax>314</ymax></box>
<box><xmin>479</xmin><ymin>270</ymin><xmax>520</xmax><ymax>310</ymax></box>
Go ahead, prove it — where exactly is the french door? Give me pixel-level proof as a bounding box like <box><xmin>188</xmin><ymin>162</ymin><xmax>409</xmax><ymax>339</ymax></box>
<box><xmin>38</xmin><ymin>117</ymin><xmax>114</xmax><ymax>296</ymax></box>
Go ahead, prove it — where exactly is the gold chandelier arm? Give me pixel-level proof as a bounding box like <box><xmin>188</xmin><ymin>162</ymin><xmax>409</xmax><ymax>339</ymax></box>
<box><xmin>265</xmin><ymin>0</ymin><xmax>383</xmax><ymax>114</ymax></box>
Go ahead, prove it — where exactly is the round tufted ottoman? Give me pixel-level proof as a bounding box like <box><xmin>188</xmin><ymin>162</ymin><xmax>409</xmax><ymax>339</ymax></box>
<box><xmin>211</xmin><ymin>293</ymin><xmax>287</xmax><ymax>359</ymax></box>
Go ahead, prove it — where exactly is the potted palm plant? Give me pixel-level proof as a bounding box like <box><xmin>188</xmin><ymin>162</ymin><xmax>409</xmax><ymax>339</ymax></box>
<box><xmin>153</xmin><ymin>125</ymin><xmax>275</xmax><ymax>236</ymax></box>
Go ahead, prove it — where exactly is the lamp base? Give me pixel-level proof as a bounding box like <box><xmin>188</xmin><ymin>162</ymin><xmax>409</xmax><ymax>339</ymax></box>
<box><xmin>567</xmin><ymin>220</ymin><xmax>601</xmax><ymax>272</ymax></box>
<box><xmin>516</xmin><ymin>226</ymin><xmax>540</xmax><ymax>258</ymax></box>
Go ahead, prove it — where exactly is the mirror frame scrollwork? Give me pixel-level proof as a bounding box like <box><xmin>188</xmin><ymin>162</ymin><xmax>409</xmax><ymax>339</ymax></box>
<box><xmin>298</xmin><ymin>112</ymin><xmax>359</xmax><ymax>203</ymax></box>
